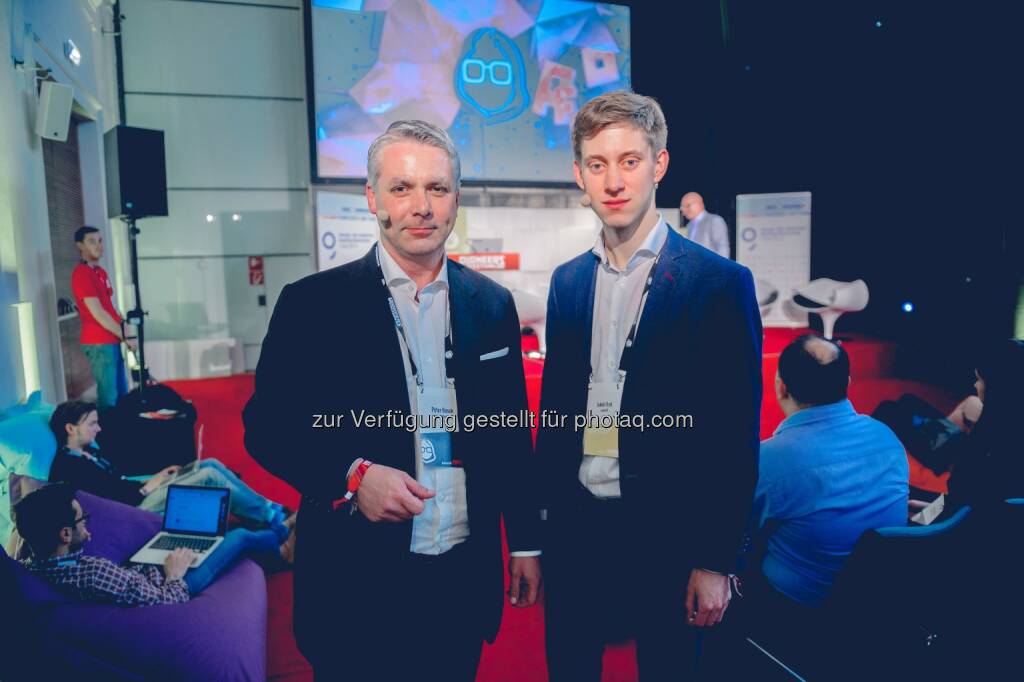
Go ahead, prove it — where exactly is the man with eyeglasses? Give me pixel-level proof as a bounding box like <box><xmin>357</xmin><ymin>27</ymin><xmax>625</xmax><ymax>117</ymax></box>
<box><xmin>13</xmin><ymin>483</ymin><xmax>288</xmax><ymax>606</ymax></box>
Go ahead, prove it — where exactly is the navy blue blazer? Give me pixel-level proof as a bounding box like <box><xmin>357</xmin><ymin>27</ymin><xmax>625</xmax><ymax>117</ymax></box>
<box><xmin>243</xmin><ymin>246</ymin><xmax>540</xmax><ymax>660</ymax></box>
<box><xmin>537</xmin><ymin>228</ymin><xmax>763</xmax><ymax>574</ymax></box>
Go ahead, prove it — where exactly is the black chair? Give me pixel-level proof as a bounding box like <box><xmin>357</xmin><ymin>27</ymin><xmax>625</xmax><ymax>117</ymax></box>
<box><xmin>822</xmin><ymin>499</ymin><xmax>1024</xmax><ymax>681</ymax></box>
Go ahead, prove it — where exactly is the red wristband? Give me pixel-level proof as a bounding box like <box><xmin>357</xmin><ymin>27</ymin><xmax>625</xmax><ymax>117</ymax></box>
<box><xmin>332</xmin><ymin>460</ymin><xmax>373</xmax><ymax>510</ymax></box>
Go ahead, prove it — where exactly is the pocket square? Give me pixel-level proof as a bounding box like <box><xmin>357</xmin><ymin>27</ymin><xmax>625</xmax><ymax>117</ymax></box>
<box><xmin>480</xmin><ymin>347</ymin><xmax>509</xmax><ymax>361</ymax></box>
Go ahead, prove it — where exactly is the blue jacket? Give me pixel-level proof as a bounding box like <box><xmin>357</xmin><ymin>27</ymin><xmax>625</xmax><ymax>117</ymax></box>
<box><xmin>537</xmin><ymin>228</ymin><xmax>763</xmax><ymax>573</ymax></box>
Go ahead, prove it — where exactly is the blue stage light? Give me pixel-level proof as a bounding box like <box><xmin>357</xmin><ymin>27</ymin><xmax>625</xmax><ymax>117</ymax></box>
<box><xmin>902</xmin><ymin>302</ymin><xmax>914</xmax><ymax>313</ymax></box>
<box><xmin>875</xmin><ymin>20</ymin><xmax>882</xmax><ymax>28</ymax></box>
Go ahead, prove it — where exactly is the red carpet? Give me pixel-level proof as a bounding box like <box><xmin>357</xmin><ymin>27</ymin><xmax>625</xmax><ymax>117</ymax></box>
<box><xmin>164</xmin><ymin>328</ymin><xmax>961</xmax><ymax>681</ymax></box>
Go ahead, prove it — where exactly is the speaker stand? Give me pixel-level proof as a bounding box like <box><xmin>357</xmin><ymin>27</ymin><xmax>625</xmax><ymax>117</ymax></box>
<box><xmin>123</xmin><ymin>214</ymin><xmax>150</xmax><ymax>401</ymax></box>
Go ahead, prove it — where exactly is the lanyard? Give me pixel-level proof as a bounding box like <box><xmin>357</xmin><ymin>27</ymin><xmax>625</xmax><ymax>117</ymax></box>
<box><xmin>591</xmin><ymin>250</ymin><xmax>662</xmax><ymax>384</ymax></box>
<box><xmin>66</xmin><ymin>446</ymin><xmax>114</xmax><ymax>473</ymax></box>
<box><xmin>375</xmin><ymin>244</ymin><xmax>454</xmax><ymax>386</ymax></box>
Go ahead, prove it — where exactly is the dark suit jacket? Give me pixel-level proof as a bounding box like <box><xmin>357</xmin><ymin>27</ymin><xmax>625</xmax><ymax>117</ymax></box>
<box><xmin>536</xmin><ymin>228</ymin><xmax>762</xmax><ymax>575</ymax></box>
<box><xmin>48</xmin><ymin>446</ymin><xmax>145</xmax><ymax>507</ymax></box>
<box><xmin>243</xmin><ymin>246</ymin><xmax>540</xmax><ymax>662</ymax></box>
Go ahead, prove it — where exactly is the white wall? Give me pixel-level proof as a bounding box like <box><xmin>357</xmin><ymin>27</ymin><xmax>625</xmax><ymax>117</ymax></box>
<box><xmin>0</xmin><ymin>0</ymin><xmax>120</xmax><ymax>407</ymax></box>
<box><xmin>119</xmin><ymin>0</ymin><xmax>312</xmax><ymax>372</ymax></box>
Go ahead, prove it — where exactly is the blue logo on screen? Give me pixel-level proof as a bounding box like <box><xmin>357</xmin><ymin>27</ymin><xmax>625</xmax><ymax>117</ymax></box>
<box><xmin>455</xmin><ymin>28</ymin><xmax>529</xmax><ymax>125</ymax></box>
<box><xmin>741</xmin><ymin>227</ymin><xmax>758</xmax><ymax>252</ymax></box>
<box><xmin>321</xmin><ymin>231</ymin><xmax>337</xmax><ymax>260</ymax></box>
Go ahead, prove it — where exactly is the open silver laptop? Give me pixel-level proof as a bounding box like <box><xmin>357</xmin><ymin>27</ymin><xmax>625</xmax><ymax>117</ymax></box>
<box><xmin>130</xmin><ymin>484</ymin><xmax>229</xmax><ymax>568</ymax></box>
<box><xmin>170</xmin><ymin>424</ymin><xmax>205</xmax><ymax>478</ymax></box>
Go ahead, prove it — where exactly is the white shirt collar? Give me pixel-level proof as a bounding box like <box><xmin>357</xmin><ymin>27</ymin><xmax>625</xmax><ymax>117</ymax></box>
<box><xmin>591</xmin><ymin>214</ymin><xmax>669</xmax><ymax>272</ymax></box>
<box><xmin>376</xmin><ymin>241</ymin><xmax>449</xmax><ymax>291</ymax></box>
<box><xmin>691</xmin><ymin>210</ymin><xmax>707</xmax><ymax>225</ymax></box>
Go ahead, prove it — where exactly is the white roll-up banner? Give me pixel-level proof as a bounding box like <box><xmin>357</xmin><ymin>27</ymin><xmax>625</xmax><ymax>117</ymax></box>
<box><xmin>736</xmin><ymin>192</ymin><xmax>812</xmax><ymax>328</ymax></box>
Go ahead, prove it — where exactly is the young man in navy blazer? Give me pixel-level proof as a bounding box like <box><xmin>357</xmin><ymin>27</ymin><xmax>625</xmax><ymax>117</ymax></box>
<box><xmin>537</xmin><ymin>92</ymin><xmax>763</xmax><ymax>680</ymax></box>
<box><xmin>244</xmin><ymin>121</ymin><xmax>541</xmax><ymax>681</ymax></box>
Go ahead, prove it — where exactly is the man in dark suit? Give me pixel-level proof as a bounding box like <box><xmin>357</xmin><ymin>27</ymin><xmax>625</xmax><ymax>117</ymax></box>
<box><xmin>243</xmin><ymin>120</ymin><xmax>541</xmax><ymax>681</ymax></box>
<box><xmin>537</xmin><ymin>92</ymin><xmax>763</xmax><ymax>680</ymax></box>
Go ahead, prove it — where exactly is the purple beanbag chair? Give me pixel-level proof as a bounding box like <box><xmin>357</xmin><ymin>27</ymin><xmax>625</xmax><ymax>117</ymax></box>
<box><xmin>3</xmin><ymin>491</ymin><xmax>266</xmax><ymax>681</ymax></box>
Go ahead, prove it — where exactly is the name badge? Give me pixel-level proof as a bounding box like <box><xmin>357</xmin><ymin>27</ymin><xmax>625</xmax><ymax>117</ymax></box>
<box><xmin>582</xmin><ymin>380</ymin><xmax>623</xmax><ymax>458</ymax></box>
<box><xmin>417</xmin><ymin>384</ymin><xmax>460</xmax><ymax>468</ymax></box>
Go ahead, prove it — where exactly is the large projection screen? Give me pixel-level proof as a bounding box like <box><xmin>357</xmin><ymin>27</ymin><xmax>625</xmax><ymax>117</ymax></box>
<box><xmin>306</xmin><ymin>0</ymin><xmax>631</xmax><ymax>184</ymax></box>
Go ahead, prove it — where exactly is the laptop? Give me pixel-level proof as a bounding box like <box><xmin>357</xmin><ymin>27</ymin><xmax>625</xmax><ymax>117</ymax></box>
<box><xmin>130</xmin><ymin>484</ymin><xmax>230</xmax><ymax>568</ymax></box>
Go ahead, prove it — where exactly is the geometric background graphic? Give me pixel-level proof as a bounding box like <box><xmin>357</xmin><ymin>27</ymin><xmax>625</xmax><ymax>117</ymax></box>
<box><xmin>310</xmin><ymin>0</ymin><xmax>631</xmax><ymax>182</ymax></box>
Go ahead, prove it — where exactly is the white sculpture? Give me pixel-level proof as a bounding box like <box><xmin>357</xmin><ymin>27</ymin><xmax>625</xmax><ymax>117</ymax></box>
<box><xmin>786</xmin><ymin>278</ymin><xmax>869</xmax><ymax>339</ymax></box>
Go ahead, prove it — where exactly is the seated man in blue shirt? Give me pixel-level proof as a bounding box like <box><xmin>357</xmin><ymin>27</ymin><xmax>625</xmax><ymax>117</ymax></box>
<box><xmin>754</xmin><ymin>335</ymin><xmax>908</xmax><ymax>608</ymax></box>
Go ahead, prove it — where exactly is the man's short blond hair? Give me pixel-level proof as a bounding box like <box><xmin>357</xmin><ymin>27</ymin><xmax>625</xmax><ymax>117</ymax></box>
<box><xmin>572</xmin><ymin>91</ymin><xmax>668</xmax><ymax>163</ymax></box>
<box><xmin>367</xmin><ymin>119</ymin><xmax>461</xmax><ymax>191</ymax></box>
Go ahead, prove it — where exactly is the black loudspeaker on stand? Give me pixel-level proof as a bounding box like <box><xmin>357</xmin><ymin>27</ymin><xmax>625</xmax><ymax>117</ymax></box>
<box><xmin>104</xmin><ymin>125</ymin><xmax>169</xmax><ymax>403</ymax></box>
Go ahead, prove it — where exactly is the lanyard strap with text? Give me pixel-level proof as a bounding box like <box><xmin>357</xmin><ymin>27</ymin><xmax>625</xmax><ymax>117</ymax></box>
<box><xmin>375</xmin><ymin>244</ymin><xmax>454</xmax><ymax>386</ymax></box>
<box><xmin>594</xmin><ymin>251</ymin><xmax>662</xmax><ymax>384</ymax></box>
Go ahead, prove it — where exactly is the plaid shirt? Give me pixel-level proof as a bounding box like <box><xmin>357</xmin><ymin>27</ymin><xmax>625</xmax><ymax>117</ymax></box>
<box><xmin>24</xmin><ymin>550</ymin><xmax>190</xmax><ymax>607</ymax></box>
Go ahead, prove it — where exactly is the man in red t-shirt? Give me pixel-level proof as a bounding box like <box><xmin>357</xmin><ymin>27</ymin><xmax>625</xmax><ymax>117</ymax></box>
<box><xmin>71</xmin><ymin>226</ymin><xmax>136</xmax><ymax>409</ymax></box>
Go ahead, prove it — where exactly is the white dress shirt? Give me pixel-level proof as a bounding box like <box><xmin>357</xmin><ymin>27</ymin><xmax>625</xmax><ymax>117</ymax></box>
<box><xmin>375</xmin><ymin>243</ymin><xmax>539</xmax><ymax>558</ymax></box>
<box><xmin>377</xmin><ymin>243</ymin><xmax>469</xmax><ymax>555</ymax></box>
<box><xmin>579</xmin><ymin>217</ymin><xmax>669</xmax><ymax>498</ymax></box>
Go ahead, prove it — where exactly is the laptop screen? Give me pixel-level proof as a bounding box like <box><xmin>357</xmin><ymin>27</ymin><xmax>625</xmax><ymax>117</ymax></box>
<box><xmin>162</xmin><ymin>485</ymin><xmax>230</xmax><ymax>536</ymax></box>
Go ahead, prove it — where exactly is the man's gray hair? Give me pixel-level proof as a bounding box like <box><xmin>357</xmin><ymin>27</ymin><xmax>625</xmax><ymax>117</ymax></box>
<box><xmin>366</xmin><ymin>120</ymin><xmax>461</xmax><ymax>190</ymax></box>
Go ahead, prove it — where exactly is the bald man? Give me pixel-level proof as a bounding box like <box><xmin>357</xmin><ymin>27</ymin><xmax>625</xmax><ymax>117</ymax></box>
<box><xmin>752</xmin><ymin>334</ymin><xmax>908</xmax><ymax>610</ymax></box>
<box><xmin>681</xmin><ymin>192</ymin><xmax>730</xmax><ymax>258</ymax></box>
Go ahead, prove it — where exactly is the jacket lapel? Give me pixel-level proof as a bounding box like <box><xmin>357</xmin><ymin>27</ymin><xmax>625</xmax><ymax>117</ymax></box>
<box><xmin>688</xmin><ymin>217</ymin><xmax>701</xmax><ymax>244</ymax></box>
<box><xmin>629</xmin><ymin>229</ymin><xmax>688</xmax><ymax>362</ymax></box>
<box><xmin>355</xmin><ymin>243</ymin><xmax>412</xmax><ymax>412</ymax></box>
<box><xmin>578</xmin><ymin>255</ymin><xmax>599</xmax><ymax>371</ymax></box>
<box><xmin>446</xmin><ymin>260</ymin><xmax>479</xmax><ymax>470</ymax></box>
<box><xmin>446</xmin><ymin>259</ymin><xmax>479</xmax><ymax>377</ymax></box>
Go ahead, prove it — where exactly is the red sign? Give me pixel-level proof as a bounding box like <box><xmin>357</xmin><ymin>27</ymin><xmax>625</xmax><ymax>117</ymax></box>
<box><xmin>448</xmin><ymin>253</ymin><xmax>520</xmax><ymax>271</ymax></box>
<box><xmin>248</xmin><ymin>256</ymin><xmax>264</xmax><ymax>286</ymax></box>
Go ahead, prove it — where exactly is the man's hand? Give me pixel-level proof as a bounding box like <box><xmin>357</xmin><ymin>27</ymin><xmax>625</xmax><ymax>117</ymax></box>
<box><xmin>139</xmin><ymin>475</ymin><xmax>165</xmax><ymax>496</ymax></box>
<box><xmin>354</xmin><ymin>464</ymin><xmax>434</xmax><ymax>522</ymax></box>
<box><xmin>685</xmin><ymin>568</ymin><xmax>732</xmax><ymax>627</ymax></box>
<box><xmin>163</xmin><ymin>548</ymin><xmax>196</xmax><ymax>581</ymax></box>
<box><xmin>508</xmin><ymin>556</ymin><xmax>542</xmax><ymax>607</ymax></box>
<box><xmin>139</xmin><ymin>468</ymin><xmax>177</xmax><ymax>496</ymax></box>
<box><xmin>124</xmin><ymin>337</ymin><xmax>138</xmax><ymax>352</ymax></box>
